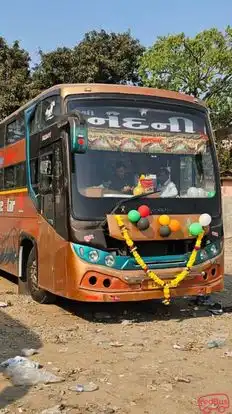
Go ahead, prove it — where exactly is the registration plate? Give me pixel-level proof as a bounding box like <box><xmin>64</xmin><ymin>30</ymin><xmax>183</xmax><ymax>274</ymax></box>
<box><xmin>147</xmin><ymin>280</ymin><xmax>160</xmax><ymax>290</ymax></box>
<box><xmin>147</xmin><ymin>279</ymin><xmax>172</xmax><ymax>289</ymax></box>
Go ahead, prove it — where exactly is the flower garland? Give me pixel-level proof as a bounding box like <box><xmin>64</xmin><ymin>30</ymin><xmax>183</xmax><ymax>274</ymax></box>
<box><xmin>115</xmin><ymin>215</ymin><xmax>205</xmax><ymax>305</ymax></box>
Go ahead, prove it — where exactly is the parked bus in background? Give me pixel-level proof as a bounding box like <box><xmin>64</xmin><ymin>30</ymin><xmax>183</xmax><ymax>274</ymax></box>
<box><xmin>0</xmin><ymin>84</ymin><xmax>224</xmax><ymax>304</ymax></box>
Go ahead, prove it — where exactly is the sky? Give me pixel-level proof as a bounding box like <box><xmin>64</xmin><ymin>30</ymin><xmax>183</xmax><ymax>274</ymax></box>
<box><xmin>0</xmin><ymin>0</ymin><xmax>231</xmax><ymax>64</ymax></box>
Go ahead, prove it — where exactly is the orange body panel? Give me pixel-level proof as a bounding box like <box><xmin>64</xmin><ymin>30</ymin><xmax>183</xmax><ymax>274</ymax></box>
<box><xmin>0</xmin><ymin>189</ymin><xmax>37</xmax><ymax>275</ymax></box>
<box><xmin>36</xmin><ymin>223</ymin><xmax>223</xmax><ymax>302</ymax></box>
<box><xmin>53</xmin><ymin>245</ymin><xmax>224</xmax><ymax>302</ymax></box>
<box><xmin>0</xmin><ymin>140</ymin><xmax>26</xmax><ymax>167</ymax></box>
<box><xmin>37</xmin><ymin>216</ymin><xmax>68</xmax><ymax>295</ymax></box>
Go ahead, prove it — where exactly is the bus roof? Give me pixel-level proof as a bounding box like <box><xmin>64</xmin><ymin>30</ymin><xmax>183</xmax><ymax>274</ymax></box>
<box><xmin>60</xmin><ymin>83</ymin><xmax>205</xmax><ymax>104</ymax></box>
<box><xmin>0</xmin><ymin>83</ymin><xmax>206</xmax><ymax>124</ymax></box>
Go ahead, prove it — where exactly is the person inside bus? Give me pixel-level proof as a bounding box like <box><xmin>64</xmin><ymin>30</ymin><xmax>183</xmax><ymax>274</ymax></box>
<box><xmin>106</xmin><ymin>162</ymin><xmax>134</xmax><ymax>193</ymax></box>
<box><xmin>157</xmin><ymin>167</ymin><xmax>178</xmax><ymax>198</ymax></box>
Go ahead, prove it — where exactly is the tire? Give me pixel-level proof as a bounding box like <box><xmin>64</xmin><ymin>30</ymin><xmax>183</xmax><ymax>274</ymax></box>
<box><xmin>27</xmin><ymin>247</ymin><xmax>55</xmax><ymax>304</ymax></box>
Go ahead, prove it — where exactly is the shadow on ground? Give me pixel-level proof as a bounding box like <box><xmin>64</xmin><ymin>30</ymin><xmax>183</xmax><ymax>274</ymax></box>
<box><xmin>2</xmin><ymin>271</ymin><xmax>232</xmax><ymax>326</ymax></box>
<box><xmin>0</xmin><ymin>307</ymin><xmax>42</xmax><ymax>410</ymax></box>
<box><xmin>55</xmin><ymin>274</ymin><xmax>232</xmax><ymax>324</ymax></box>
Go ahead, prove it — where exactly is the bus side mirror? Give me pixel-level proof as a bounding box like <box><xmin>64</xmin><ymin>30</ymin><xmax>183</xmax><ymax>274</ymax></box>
<box><xmin>58</xmin><ymin>111</ymin><xmax>88</xmax><ymax>154</ymax></box>
<box><xmin>70</xmin><ymin>117</ymin><xmax>88</xmax><ymax>154</ymax></box>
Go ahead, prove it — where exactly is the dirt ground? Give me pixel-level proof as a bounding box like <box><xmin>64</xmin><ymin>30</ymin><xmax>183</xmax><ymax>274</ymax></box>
<box><xmin>1</xmin><ymin>272</ymin><xmax>232</xmax><ymax>414</ymax></box>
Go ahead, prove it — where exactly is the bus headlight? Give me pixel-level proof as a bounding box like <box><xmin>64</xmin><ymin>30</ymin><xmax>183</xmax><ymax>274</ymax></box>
<box><xmin>88</xmin><ymin>250</ymin><xmax>100</xmax><ymax>263</ymax></box>
<box><xmin>209</xmin><ymin>243</ymin><xmax>219</xmax><ymax>257</ymax></box>
<box><xmin>105</xmin><ymin>255</ymin><xmax>115</xmax><ymax>267</ymax></box>
<box><xmin>204</xmin><ymin>241</ymin><xmax>221</xmax><ymax>261</ymax></box>
<box><xmin>199</xmin><ymin>250</ymin><xmax>208</xmax><ymax>262</ymax></box>
<box><xmin>79</xmin><ymin>247</ymin><xmax>84</xmax><ymax>257</ymax></box>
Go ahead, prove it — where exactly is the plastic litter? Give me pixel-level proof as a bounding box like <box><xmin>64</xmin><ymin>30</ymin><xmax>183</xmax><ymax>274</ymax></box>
<box><xmin>0</xmin><ymin>356</ymin><xmax>64</xmax><ymax>386</ymax></box>
<box><xmin>224</xmin><ymin>351</ymin><xmax>232</xmax><ymax>357</ymax></box>
<box><xmin>208</xmin><ymin>302</ymin><xmax>223</xmax><ymax>315</ymax></box>
<box><xmin>69</xmin><ymin>382</ymin><xmax>99</xmax><ymax>392</ymax></box>
<box><xmin>0</xmin><ymin>302</ymin><xmax>9</xmax><ymax>308</ymax></box>
<box><xmin>174</xmin><ymin>376</ymin><xmax>191</xmax><ymax>383</ymax></box>
<box><xmin>207</xmin><ymin>339</ymin><xmax>226</xmax><ymax>349</ymax></box>
<box><xmin>193</xmin><ymin>296</ymin><xmax>223</xmax><ymax>315</ymax></box>
<box><xmin>173</xmin><ymin>344</ymin><xmax>184</xmax><ymax>350</ymax></box>
<box><xmin>121</xmin><ymin>320</ymin><xmax>133</xmax><ymax>326</ymax></box>
<box><xmin>41</xmin><ymin>405</ymin><xmax>65</xmax><ymax>414</ymax></box>
<box><xmin>21</xmin><ymin>348</ymin><xmax>38</xmax><ymax>357</ymax></box>
<box><xmin>209</xmin><ymin>309</ymin><xmax>223</xmax><ymax>315</ymax></box>
<box><xmin>0</xmin><ymin>356</ymin><xmax>40</xmax><ymax>370</ymax></box>
<box><xmin>110</xmin><ymin>342</ymin><xmax>123</xmax><ymax>347</ymax></box>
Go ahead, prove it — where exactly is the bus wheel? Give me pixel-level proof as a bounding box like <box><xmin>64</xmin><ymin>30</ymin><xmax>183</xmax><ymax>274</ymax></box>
<box><xmin>27</xmin><ymin>247</ymin><xmax>55</xmax><ymax>304</ymax></box>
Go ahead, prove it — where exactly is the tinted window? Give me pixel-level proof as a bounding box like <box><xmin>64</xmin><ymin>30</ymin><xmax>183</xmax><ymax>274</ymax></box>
<box><xmin>30</xmin><ymin>103</ymin><xmax>42</xmax><ymax>135</ymax></box>
<box><xmin>0</xmin><ymin>169</ymin><xmax>4</xmax><ymax>189</ymax></box>
<box><xmin>4</xmin><ymin>166</ymin><xmax>15</xmax><ymax>189</ymax></box>
<box><xmin>6</xmin><ymin>116</ymin><xmax>25</xmax><ymax>145</ymax></box>
<box><xmin>4</xmin><ymin>162</ymin><xmax>26</xmax><ymax>189</ymax></box>
<box><xmin>30</xmin><ymin>158</ymin><xmax>39</xmax><ymax>192</ymax></box>
<box><xmin>0</xmin><ymin>124</ymin><xmax>5</xmax><ymax>147</ymax></box>
<box><xmin>15</xmin><ymin>163</ymin><xmax>26</xmax><ymax>188</ymax></box>
<box><xmin>41</xmin><ymin>96</ymin><xmax>60</xmax><ymax>130</ymax></box>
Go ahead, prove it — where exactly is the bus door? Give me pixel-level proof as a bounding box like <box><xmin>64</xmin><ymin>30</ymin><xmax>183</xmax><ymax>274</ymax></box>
<box><xmin>37</xmin><ymin>137</ymin><xmax>68</xmax><ymax>295</ymax></box>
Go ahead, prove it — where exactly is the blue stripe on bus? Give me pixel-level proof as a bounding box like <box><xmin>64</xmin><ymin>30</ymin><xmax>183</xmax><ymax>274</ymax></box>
<box><xmin>24</xmin><ymin>105</ymin><xmax>38</xmax><ymax>206</ymax></box>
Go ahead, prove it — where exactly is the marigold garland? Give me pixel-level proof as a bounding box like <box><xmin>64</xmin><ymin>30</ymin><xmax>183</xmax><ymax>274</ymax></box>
<box><xmin>115</xmin><ymin>215</ymin><xmax>205</xmax><ymax>305</ymax></box>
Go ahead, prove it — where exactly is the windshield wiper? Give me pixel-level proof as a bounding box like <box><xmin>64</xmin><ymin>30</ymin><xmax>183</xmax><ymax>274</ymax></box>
<box><xmin>100</xmin><ymin>190</ymin><xmax>160</xmax><ymax>227</ymax></box>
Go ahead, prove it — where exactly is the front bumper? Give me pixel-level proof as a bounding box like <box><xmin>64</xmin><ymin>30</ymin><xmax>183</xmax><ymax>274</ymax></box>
<box><xmin>74</xmin><ymin>252</ymin><xmax>224</xmax><ymax>302</ymax></box>
<box><xmin>77</xmin><ymin>277</ymin><xmax>224</xmax><ymax>302</ymax></box>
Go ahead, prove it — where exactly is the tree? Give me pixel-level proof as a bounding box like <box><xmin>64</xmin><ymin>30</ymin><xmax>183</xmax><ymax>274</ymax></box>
<box><xmin>31</xmin><ymin>30</ymin><xmax>145</xmax><ymax>93</ymax></box>
<box><xmin>207</xmin><ymin>82</ymin><xmax>232</xmax><ymax>130</ymax></box>
<box><xmin>31</xmin><ymin>47</ymin><xmax>74</xmax><ymax>95</ymax></box>
<box><xmin>138</xmin><ymin>27</ymin><xmax>232</xmax><ymax>129</ymax></box>
<box><xmin>214</xmin><ymin>126</ymin><xmax>232</xmax><ymax>174</ymax></box>
<box><xmin>72</xmin><ymin>30</ymin><xmax>145</xmax><ymax>84</ymax></box>
<box><xmin>0</xmin><ymin>38</ymin><xmax>31</xmax><ymax>121</ymax></box>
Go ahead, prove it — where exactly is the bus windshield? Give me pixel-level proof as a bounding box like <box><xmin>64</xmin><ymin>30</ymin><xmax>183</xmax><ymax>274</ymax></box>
<box><xmin>73</xmin><ymin>150</ymin><xmax>215</xmax><ymax>198</ymax></box>
<box><xmin>67</xmin><ymin>98</ymin><xmax>219</xmax><ymax>220</ymax></box>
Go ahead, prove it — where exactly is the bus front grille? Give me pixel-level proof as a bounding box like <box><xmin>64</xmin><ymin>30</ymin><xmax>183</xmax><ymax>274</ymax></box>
<box><xmin>105</xmin><ymin>236</ymin><xmax>205</xmax><ymax>257</ymax></box>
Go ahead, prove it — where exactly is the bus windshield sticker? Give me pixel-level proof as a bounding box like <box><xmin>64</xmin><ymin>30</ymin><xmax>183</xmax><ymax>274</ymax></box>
<box><xmin>45</xmin><ymin>101</ymin><xmax>56</xmax><ymax>121</ymax></box>
<box><xmin>87</xmin><ymin>129</ymin><xmax>208</xmax><ymax>155</ymax></box>
<box><xmin>84</xmin><ymin>234</ymin><xmax>95</xmax><ymax>242</ymax></box>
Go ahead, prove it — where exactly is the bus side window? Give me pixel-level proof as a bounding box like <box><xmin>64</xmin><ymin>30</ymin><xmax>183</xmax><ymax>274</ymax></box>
<box><xmin>6</xmin><ymin>116</ymin><xmax>25</xmax><ymax>145</ymax></box>
<box><xmin>30</xmin><ymin>158</ymin><xmax>39</xmax><ymax>193</ymax></box>
<box><xmin>30</xmin><ymin>103</ymin><xmax>42</xmax><ymax>135</ymax></box>
<box><xmin>0</xmin><ymin>169</ymin><xmax>4</xmax><ymax>189</ymax></box>
<box><xmin>41</xmin><ymin>96</ymin><xmax>61</xmax><ymax>130</ymax></box>
<box><xmin>4</xmin><ymin>166</ymin><xmax>16</xmax><ymax>189</ymax></box>
<box><xmin>0</xmin><ymin>124</ymin><xmax>5</xmax><ymax>147</ymax></box>
<box><xmin>15</xmin><ymin>163</ymin><xmax>26</xmax><ymax>188</ymax></box>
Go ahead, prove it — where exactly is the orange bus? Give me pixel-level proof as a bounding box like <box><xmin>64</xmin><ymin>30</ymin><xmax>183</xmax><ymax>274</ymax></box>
<box><xmin>0</xmin><ymin>84</ymin><xmax>224</xmax><ymax>304</ymax></box>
